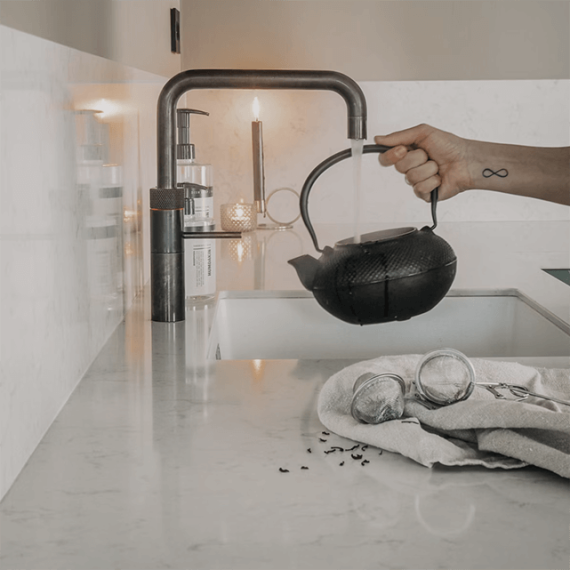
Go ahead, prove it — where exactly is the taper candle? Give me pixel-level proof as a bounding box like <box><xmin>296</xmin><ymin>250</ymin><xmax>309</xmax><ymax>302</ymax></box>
<box><xmin>252</xmin><ymin>97</ymin><xmax>266</xmax><ymax>215</ymax></box>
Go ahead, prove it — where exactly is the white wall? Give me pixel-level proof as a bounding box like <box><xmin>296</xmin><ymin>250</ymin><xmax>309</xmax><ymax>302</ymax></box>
<box><xmin>0</xmin><ymin>0</ymin><xmax>181</xmax><ymax>77</ymax></box>
<box><xmin>0</xmin><ymin>25</ymin><xmax>165</xmax><ymax>501</ymax></box>
<box><xmin>181</xmin><ymin>0</ymin><xmax>569</xmax><ymax>81</ymax></box>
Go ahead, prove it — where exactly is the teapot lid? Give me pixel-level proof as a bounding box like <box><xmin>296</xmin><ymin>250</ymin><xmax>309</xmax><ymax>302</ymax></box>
<box><xmin>336</xmin><ymin>227</ymin><xmax>417</xmax><ymax>247</ymax></box>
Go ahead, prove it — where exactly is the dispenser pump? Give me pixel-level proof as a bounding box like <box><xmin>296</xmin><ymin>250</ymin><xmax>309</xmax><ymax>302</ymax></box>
<box><xmin>176</xmin><ymin>108</ymin><xmax>209</xmax><ymax>161</ymax></box>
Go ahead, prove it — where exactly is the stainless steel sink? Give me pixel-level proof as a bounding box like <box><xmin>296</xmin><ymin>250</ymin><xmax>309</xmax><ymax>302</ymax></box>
<box><xmin>208</xmin><ymin>289</ymin><xmax>570</xmax><ymax>367</ymax></box>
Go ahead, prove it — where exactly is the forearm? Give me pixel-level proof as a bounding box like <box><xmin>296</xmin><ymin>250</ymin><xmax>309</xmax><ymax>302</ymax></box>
<box><xmin>465</xmin><ymin>140</ymin><xmax>570</xmax><ymax>205</ymax></box>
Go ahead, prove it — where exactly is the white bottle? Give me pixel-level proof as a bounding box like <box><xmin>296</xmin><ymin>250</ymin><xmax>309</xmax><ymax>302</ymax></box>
<box><xmin>177</xmin><ymin>109</ymin><xmax>216</xmax><ymax>300</ymax></box>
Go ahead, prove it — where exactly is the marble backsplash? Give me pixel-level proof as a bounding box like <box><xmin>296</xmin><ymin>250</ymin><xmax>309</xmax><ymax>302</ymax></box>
<box><xmin>0</xmin><ymin>25</ymin><xmax>165</xmax><ymax>501</ymax></box>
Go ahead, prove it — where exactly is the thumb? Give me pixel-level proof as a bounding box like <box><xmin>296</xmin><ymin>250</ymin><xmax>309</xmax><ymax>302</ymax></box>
<box><xmin>374</xmin><ymin>124</ymin><xmax>430</xmax><ymax>149</ymax></box>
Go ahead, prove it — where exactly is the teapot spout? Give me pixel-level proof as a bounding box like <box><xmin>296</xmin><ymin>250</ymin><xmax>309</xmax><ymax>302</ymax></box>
<box><xmin>288</xmin><ymin>255</ymin><xmax>319</xmax><ymax>291</ymax></box>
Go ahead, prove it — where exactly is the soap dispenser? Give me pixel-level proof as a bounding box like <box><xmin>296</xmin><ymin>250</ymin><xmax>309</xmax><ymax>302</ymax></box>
<box><xmin>177</xmin><ymin>108</ymin><xmax>214</xmax><ymax>230</ymax></box>
<box><xmin>176</xmin><ymin>108</ymin><xmax>216</xmax><ymax>300</ymax></box>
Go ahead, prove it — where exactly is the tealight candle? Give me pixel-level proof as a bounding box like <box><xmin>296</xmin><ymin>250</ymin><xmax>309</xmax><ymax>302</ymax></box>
<box><xmin>220</xmin><ymin>202</ymin><xmax>257</xmax><ymax>232</ymax></box>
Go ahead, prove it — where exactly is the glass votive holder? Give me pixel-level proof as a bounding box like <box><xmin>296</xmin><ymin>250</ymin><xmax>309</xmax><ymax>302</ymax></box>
<box><xmin>220</xmin><ymin>203</ymin><xmax>257</xmax><ymax>232</ymax></box>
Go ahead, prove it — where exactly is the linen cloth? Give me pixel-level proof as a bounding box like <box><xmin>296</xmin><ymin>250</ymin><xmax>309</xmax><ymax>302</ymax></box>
<box><xmin>317</xmin><ymin>355</ymin><xmax>570</xmax><ymax>478</ymax></box>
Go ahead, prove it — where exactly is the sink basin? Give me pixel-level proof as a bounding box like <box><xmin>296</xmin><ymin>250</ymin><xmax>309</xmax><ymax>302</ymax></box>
<box><xmin>208</xmin><ymin>289</ymin><xmax>570</xmax><ymax>367</ymax></box>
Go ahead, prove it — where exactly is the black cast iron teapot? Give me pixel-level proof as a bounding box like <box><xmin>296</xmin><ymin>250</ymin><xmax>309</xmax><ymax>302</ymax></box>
<box><xmin>288</xmin><ymin>144</ymin><xmax>457</xmax><ymax>325</ymax></box>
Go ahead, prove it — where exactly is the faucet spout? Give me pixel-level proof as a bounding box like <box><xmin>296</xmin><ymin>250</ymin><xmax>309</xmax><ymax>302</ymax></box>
<box><xmin>151</xmin><ymin>69</ymin><xmax>367</xmax><ymax>322</ymax></box>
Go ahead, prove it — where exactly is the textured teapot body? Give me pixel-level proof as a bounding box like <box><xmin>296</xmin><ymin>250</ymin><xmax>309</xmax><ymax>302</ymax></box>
<box><xmin>290</xmin><ymin>226</ymin><xmax>457</xmax><ymax>325</ymax></box>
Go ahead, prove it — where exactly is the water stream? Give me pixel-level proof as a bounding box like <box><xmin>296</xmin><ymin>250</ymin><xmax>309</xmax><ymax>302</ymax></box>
<box><xmin>351</xmin><ymin>139</ymin><xmax>364</xmax><ymax>244</ymax></box>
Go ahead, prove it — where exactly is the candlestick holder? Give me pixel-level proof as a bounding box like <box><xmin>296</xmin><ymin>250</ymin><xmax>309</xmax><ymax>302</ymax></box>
<box><xmin>220</xmin><ymin>202</ymin><xmax>257</xmax><ymax>232</ymax></box>
<box><xmin>256</xmin><ymin>187</ymin><xmax>301</xmax><ymax>230</ymax></box>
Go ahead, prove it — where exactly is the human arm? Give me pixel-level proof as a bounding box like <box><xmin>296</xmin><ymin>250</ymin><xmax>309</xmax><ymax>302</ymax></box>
<box><xmin>374</xmin><ymin>124</ymin><xmax>570</xmax><ymax>206</ymax></box>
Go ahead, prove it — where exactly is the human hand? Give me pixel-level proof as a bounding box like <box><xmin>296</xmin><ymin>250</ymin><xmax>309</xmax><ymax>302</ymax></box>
<box><xmin>374</xmin><ymin>124</ymin><xmax>472</xmax><ymax>202</ymax></box>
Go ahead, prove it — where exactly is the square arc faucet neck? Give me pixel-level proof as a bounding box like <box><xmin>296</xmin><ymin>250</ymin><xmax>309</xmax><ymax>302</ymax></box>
<box><xmin>150</xmin><ymin>69</ymin><xmax>368</xmax><ymax>323</ymax></box>
<box><xmin>155</xmin><ymin>69</ymin><xmax>368</xmax><ymax>192</ymax></box>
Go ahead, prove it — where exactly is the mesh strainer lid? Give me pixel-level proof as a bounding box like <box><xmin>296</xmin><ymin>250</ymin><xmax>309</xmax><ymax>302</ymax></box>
<box><xmin>414</xmin><ymin>348</ymin><xmax>476</xmax><ymax>406</ymax></box>
<box><xmin>351</xmin><ymin>372</ymin><xmax>406</xmax><ymax>424</ymax></box>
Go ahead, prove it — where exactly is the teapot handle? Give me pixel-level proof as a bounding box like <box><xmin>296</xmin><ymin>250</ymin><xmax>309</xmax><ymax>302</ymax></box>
<box><xmin>300</xmin><ymin>144</ymin><xmax>439</xmax><ymax>252</ymax></box>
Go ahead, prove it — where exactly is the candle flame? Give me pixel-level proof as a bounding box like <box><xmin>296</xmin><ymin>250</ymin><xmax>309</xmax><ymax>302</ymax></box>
<box><xmin>252</xmin><ymin>97</ymin><xmax>260</xmax><ymax>121</ymax></box>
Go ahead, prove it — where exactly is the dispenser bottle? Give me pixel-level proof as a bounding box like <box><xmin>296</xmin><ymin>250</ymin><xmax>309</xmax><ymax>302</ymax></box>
<box><xmin>177</xmin><ymin>108</ymin><xmax>216</xmax><ymax>300</ymax></box>
<box><xmin>177</xmin><ymin>109</ymin><xmax>214</xmax><ymax>231</ymax></box>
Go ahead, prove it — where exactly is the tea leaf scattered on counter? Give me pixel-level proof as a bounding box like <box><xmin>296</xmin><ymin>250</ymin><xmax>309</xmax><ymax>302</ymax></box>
<box><xmin>277</xmin><ymin>434</ymin><xmax>384</xmax><ymax>474</ymax></box>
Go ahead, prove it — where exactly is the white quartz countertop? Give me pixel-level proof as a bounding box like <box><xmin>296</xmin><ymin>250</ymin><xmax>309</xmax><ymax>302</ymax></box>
<box><xmin>1</xmin><ymin>221</ymin><xmax>569</xmax><ymax>569</ymax></box>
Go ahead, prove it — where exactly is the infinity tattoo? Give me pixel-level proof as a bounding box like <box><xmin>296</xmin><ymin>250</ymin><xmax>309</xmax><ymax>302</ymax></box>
<box><xmin>482</xmin><ymin>168</ymin><xmax>509</xmax><ymax>178</ymax></box>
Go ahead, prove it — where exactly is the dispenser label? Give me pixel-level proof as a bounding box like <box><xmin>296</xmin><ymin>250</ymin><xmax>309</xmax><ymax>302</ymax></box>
<box><xmin>185</xmin><ymin>239</ymin><xmax>216</xmax><ymax>296</ymax></box>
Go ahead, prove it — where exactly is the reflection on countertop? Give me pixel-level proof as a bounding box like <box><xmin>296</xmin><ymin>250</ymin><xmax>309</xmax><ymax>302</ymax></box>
<box><xmin>0</xmin><ymin>221</ymin><xmax>569</xmax><ymax>569</ymax></box>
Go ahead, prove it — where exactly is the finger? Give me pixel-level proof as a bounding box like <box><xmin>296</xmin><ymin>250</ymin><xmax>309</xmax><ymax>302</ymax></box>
<box><xmin>404</xmin><ymin>160</ymin><xmax>439</xmax><ymax>186</ymax></box>
<box><xmin>412</xmin><ymin>175</ymin><xmax>441</xmax><ymax>202</ymax></box>
<box><xmin>378</xmin><ymin>145</ymin><xmax>407</xmax><ymax>167</ymax></box>
<box><xmin>394</xmin><ymin>148</ymin><xmax>429</xmax><ymax>175</ymax></box>
<box><xmin>374</xmin><ymin>124</ymin><xmax>431</xmax><ymax>148</ymax></box>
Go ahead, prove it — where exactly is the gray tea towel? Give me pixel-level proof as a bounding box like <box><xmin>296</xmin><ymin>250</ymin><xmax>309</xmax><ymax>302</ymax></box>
<box><xmin>317</xmin><ymin>355</ymin><xmax>570</xmax><ymax>478</ymax></box>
